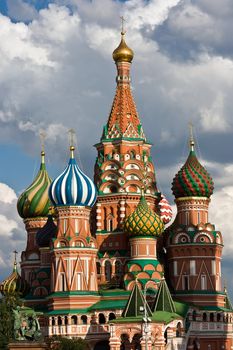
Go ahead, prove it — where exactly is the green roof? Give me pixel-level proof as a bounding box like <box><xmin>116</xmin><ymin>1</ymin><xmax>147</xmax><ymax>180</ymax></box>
<box><xmin>46</xmin><ymin>308</ymin><xmax>90</xmax><ymax>315</ymax></box>
<box><xmin>122</xmin><ymin>282</ymin><xmax>152</xmax><ymax>318</ymax></box>
<box><xmin>224</xmin><ymin>288</ymin><xmax>233</xmax><ymax>311</ymax></box>
<box><xmin>92</xmin><ymin>299</ymin><xmax>127</xmax><ymax>310</ymax></box>
<box><xmin>152</xmin><ymin>279</ymin><xmax>176</xmax><ymax>314</ymax></box>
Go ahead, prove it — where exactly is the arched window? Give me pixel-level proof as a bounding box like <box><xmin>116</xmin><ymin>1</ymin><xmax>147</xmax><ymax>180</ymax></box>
<box><xmin>98</xmin><ymin>313</ymin><xmax>106</xmax><ymax>324</ymax></box>
<box><xmin>203</xmin><ymin>313</ymin><xmax>207</xmax><ymax>322</ymax></box>
<box><xmin>210</xmin><ymin>313</ymin><xmax>214</xmax><ymax>322</ymax></box>
<box><xmin>64</xmin><ymin>316</ymin><xmax>68</xmax><ymax>325</ymax></box>
<box><xmin>217</xmin><ymin>313</ymin><xmax>221</xmax><ymax>322</ymax></box>
<box><xmin>71</xmin><ymin>315</ymin><xmax>78</xmax><ymax>325</ymax></box>
<box><xmin>52</xmin><ymin>317</ymin><xmax>55</xmax><ymax>326</ymax></box>
<box><xmin>105</xmin><ymin>261</ymin><xmax>112</xmax><ymax>282</ymax></box>
<box><xmin>81</xmin><ymin>315</ymin><xmax>87</xmax><ymax>324</ymax></box>
<box><xmin>115</xmin><ymin>260</ymin><xmax>122</xmax><ymax>276</ymax></box>
<box><xmin>176</xmin><ymin>322</ymin><xmax>182</xmax><ymax>337</ymax></box>
<box><xmin>58</xmin><ymin>316</ymin><xmax>62</xmax><ymax>326</ymax></box>
<box><xmin>109</xmin><ymin>313</ymin><xmax>116</xmax><ymax>321</ymax></box>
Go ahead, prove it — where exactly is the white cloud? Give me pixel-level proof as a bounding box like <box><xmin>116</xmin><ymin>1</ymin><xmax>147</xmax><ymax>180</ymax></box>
<box><xmin>0</xmin><ymin>183</ymin><xmax>17</xmax><ymax>203</ymax></box>
<box><xmin>209</xmin><ymin>186</ymin><xmax>233</xmax><ymax>256</ymax></box>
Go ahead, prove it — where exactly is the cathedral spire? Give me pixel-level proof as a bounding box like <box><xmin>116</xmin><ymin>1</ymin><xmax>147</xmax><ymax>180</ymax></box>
<box><xmin>102</xmin><ymin>26</ymin><xmax>145</xmax><ymax>141</ymax></box>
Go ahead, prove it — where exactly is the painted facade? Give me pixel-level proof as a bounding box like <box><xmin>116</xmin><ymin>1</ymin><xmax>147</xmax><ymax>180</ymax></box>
<box><xmin>1</xmin><ymin>30</ymin><xmax>233</xmax><ymax>350</ymax></box>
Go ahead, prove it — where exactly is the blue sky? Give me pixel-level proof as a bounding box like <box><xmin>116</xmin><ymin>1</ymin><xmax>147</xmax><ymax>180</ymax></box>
<box><xmin>0</xmin><ymin>0</ymin><xmax>233</xmax><ymax>298</ymax></box>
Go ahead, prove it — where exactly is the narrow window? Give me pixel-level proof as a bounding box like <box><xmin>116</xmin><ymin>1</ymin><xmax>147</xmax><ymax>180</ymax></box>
<box><xmin>60</xmin><ymin>273</ymin><xmax>66</xmax><ymax>291</ymax></box>
<box><xmin>190</xmin><ymin>260</ymin><xmax>196</xmax><ymax>275</ymax></box>
<box><xmin>76</xmin><ymin>273</ymin><xmax>82</xmax><ymax>290</ymax></box>
<box><xmin>211</xmin><ymin>260</ymin><xmax>216</xmax><ymax>275</ymax></box>
<box><xmin>201</xmin><ymin>275</ymin><xmax>207</xmax><ymax>290</ymax></box>
<box><xmin>183</xmin><ymin>275</ymin><xmax>189</xmax><ymax>290</ymax></box>
<box><xmin>173</xmin><ymin>261</ymin><xmax>178</xmax><ymax>276</ymax></box>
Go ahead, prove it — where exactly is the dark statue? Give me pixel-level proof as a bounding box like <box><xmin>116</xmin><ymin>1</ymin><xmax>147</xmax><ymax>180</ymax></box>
<box><xmin>13</xmin><ymin>306</ymin><xmax>42</xmax><ymax>341</ymax></box>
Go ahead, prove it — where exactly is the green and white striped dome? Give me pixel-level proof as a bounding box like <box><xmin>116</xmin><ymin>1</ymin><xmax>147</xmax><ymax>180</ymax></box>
<box><xmin>17</xmin><ymin>151</ymin><xmax>52</xmax><ymax>219</ymax></box>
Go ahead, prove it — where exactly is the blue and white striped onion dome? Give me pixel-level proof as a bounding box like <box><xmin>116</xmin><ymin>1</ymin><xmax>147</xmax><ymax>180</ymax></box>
<box><xmin>49</xmin><ymin>146</ymin><xmax>97</xmax><ymax>207</ymax></box>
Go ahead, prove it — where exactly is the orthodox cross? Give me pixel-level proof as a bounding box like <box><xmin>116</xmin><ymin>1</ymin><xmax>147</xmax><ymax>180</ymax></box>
<box><xmin>120</xmin><ymin>16</ymin><xmax>126</xmax><ymax>34</ymax></box>
<box><xmin>68</xmin><ymin>128</ymin><xmax>76</xmax><ymax>148</ymax></box>
<box><xmin>39</xmin><ymin>130</ymin><xmax>46</xmax><ymax>153</ymax></box>
<box><xmin>189</xmin><ymin>122</ymin><xmax>195</xmax><ymax>151</ymax></box>
<box><xmin>13</xmin><ymin>250</ymin><xmax>18</xmax><ymax>262</ymax></box>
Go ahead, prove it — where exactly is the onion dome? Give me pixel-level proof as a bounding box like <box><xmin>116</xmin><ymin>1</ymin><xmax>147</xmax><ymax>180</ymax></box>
<box><xmin>172</xmin><ymin>136</ymin><xmax>214</xmax><ymax>199</ymax></box>
<box><xmin>17</xmin><ymin>151</ymin><xmax>52</xmax><ymax>219</ymax></box>
<box><xmin>124</xmin><ymin>192</ymin><xmax>164</xmax><ymax>237</ymax></box>
<box><xmin>158</xmin><ymin>194</ymin><xmax>173</xmax><ymax>224</ymax></box>
<box><xmin>36</xmin><ymin>214</ymin><xmax>57</xmax><ymax>248</ymax></box>
<box><xmin>0</xmin><ymin>257</ymin><xmax>29</xmax><ymax>297</ymax></box>
<box><xmin>113</xmin><ymin>32</ymin><xmax>134</xmax><ymax>63</ymax></box>
<box><xmin>49</xmin><ymin>146</ymin><xmax>97</xmax><ymax>207</ymax></box>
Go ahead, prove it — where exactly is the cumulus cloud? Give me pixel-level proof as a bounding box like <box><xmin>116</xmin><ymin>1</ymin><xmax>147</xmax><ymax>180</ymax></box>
<box><xmin>0</xmin><ymin>183</ymin><xmax>25</xmax><ymax>277</ymax></box>
<box><xmin>0</xmin><ymin>0</ymin><xmax>233</xmax><ymax>294</ymax></box>
<box><xmin>209</xmin><ymin>186</ymin><xmax>233</xmax><ymax>256</ymax></box>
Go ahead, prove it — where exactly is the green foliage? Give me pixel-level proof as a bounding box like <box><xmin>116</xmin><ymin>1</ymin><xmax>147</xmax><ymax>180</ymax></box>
<box><xmin>47</xmin><ymin>336</ymin><xmax>89</xmax><ymax>350</ymax></box>
<box><xmin>0</xmin><ymin>292</ymin><xmax>22</xmax><ymax>349</ymax></box>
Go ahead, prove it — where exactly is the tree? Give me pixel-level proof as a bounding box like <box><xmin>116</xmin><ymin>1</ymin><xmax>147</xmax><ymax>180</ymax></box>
<box><xmin>0</xmin><ymin>292</ymin><xmax>22</xmax><ymax>349</ymax></box>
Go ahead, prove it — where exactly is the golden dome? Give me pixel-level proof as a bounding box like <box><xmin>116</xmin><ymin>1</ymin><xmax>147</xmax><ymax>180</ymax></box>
<box><xmin>112</xmin><ymin>32</ymin><xmax>134</xmax><ymax>63</ymax></box>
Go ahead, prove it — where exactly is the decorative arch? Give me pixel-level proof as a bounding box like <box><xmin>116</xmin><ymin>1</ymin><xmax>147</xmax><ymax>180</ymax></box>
<box><xmin>193</xmin><ymin>232</ymin><xmax>213</xmax><ymax>243</ymax></box>
<box><xmin>174</xmin><ymin>232</ymin><xmax>191</xmax><ymax>244</ymax></box>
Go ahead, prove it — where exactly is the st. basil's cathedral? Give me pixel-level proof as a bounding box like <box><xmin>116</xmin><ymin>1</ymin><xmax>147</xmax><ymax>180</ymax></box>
<box><xmin>1</xmin><ymin>29</ymin><xmax>233</xmax><ymax>350</ymax></box>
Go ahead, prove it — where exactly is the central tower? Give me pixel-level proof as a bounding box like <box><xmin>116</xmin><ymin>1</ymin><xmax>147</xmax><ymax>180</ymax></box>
<box><xmin>93</xmin><ymin>30</ymin><xmax>162</xmax><ymax>287</ymax></box>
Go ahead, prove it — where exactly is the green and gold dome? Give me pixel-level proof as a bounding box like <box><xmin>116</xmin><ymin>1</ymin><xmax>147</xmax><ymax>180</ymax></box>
<box><xmin>0</xmin><ymin>257</ymin><xmax>29</xmax><ymax>297</ymax></box>
<box><xmin>17</xmin><ymin>151</ymin><xmax>52</xmax><ymax>219</ymax></box>
<box><xmin>124</xmin><ymin>193</ymin><xmax>164</xmax><ymax>237</ymax></box>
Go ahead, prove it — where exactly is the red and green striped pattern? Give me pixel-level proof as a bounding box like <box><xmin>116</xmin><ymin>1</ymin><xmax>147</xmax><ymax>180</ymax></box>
<box><xmin>172</xmin><ymin>151</ymin><xmax>214</xmax><ymax>198</ymax></box>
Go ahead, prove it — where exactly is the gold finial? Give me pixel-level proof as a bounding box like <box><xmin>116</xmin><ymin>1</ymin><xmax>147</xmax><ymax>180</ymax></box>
<box><xmin>189</xmin><ymin>122</ymin><xmax>195</xmax><ymax>151</ymax></box>
<box><xmin>112</xmin><ymin>16</ymin><xmax>134</xmax><ymax>63</ymax></box>
<box><xmin>13</xmin><ymin>250</ymin><xmax>18</xmax><ymax>272</ymax></box>
<box><xmin>120</xmin><ymin>16</ymin><xmax>126</xmax><ymax>35</ymax></box>
<box><xmin>39</xmin><ymin>130</ymin><xmax>46</xmax><ymax>163</ymax></box>
<box><xmin>68</xmin><ymin>129</ymin><xmax>76</xmax><ymax>158</ymax></box>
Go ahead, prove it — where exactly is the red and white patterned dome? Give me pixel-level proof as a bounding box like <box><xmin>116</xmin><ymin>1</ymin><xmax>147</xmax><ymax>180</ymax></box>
<box><xmin>159</xmin><ymin>194</ymin><xmax>173</xmax><ymax>224</ymax></box>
